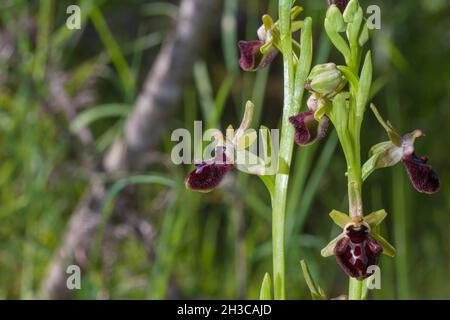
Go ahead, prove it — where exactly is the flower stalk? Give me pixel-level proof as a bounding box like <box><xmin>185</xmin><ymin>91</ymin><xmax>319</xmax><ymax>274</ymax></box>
<box><xmin>272</xmin><ymin>0</ymin><xmax>312</xmax><ymax>299</ymax></box>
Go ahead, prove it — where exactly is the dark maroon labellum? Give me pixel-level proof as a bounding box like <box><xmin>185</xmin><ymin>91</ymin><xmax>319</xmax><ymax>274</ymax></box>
<box><xmin>238</xmin><ymin>40</ymin><xmax>278</xmax><ymax>72</ymax></box>
<box><xmin>402</xmin><ymin>153</ymin><xmax>440</xmax><ymax>194</ymax></box>
<box><xmin>289</xmin><ymin>111</ymin><xmax>330</xmax><ymax>146</ymax></box>
<box><xmin>327</xmin><ymin>0</ymin><xmax>350</xmax><ymax>13</ymax></box>
<box><xmin>185</xmin><ymin>148</ymin><xmax>233</xmax><ymax>192</ymax></box>
<box><xmin>334</xmin><ymin>225</ymin><xmax>382</xmax><ymax>280</ymax></box>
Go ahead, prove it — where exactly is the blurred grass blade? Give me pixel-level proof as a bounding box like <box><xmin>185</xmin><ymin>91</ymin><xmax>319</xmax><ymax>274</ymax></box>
<box><xmin>70</xmin><ymin>103</ymin><xmax>131</xmax><ymax>132</ymax></box>
<box><xmin>90</xmin><ymin>6</ymin><xmax>135</xmax><ymax>99</ymax></box>
<box><xmin>141</xmin><ymin>2</ymin><xmax>178</xmax><ymax>18</ymax></box>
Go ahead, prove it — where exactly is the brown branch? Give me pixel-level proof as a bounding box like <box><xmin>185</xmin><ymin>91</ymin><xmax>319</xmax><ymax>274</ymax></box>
<box><xmin>41</xmin><ymin>0</ymin><xmax>222</xmax><ymax>299</ymax></box>
<box><xmin>104</xmin><ymin>0</ymin><xmax>221</xmax><ymax>173</ymax></box>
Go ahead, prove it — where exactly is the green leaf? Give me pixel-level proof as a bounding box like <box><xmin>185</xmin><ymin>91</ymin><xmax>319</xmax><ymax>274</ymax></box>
<box><xmin>70</xmin><ymin>103</ymin><xmax>130</xmax><ymax>132</ymax></box>
<box><xmin>356</xmin><ymin>51</ymin><xmax>373</xmax><ymax>119</ymax></box>
<box><xmin>365</xmin><ymin>209</ymin><xmax>387</xmax><ymax>227</ymax></box>
<box><xmin>300</xmin><ymin>260</ymin><xmax>327</xmax><ymax>300</ymax></box>
<box><xmin>293</xmin><ymin>16</ymin><xmax>313</xmax><ymax>103</ymax></box>
<box><xmin>370</xmin><ymin>232</ymin><xmax>396</xmax><ymax>257</ymax></box>
<box><xmin>259</xmin><ymin>273</ymin><xmax>272</xmax><ymax>300</ymax></box>
<box><xmin>329</xmin><ymin>209</ymin><xmax>351</xmax><ymax>228</ymax></box>
<box><xmin>321</xmin><ymin>233</ymin><xmax>344</xmax><ymax>257</ymax></box>
<box><xmin>258</xmin><ymin>175</ymin><xmax>275</xmax><ymax>199</ymax></box>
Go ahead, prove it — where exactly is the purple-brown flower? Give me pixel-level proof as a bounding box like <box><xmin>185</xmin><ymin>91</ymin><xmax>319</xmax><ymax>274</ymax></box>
<box><xmin>322</xmin><ymin>209</ymin><xmax>396</xmax><ymax>279</ymax></box>
<box><xmin>289</xmin><ymin>94</ymin><xmax>331</xmax><ymax>146</ymax></box>
<box><xmin>401</xmin><ymin>131</ymin><xmax>440</xmax><ymax>194</ymax></box>
<box><xmin>363</xmin><ymin>105</ymin><xmax>440</xmax><ymax>194</ymax></box>
<box><xmin>185</xmin><ymin>147</ymin><xmax>234</xmax><ymax>193</ymax></box>
<box><xmin>334</xmin><ymin>224</ymin><xmax>382</xmax><ymax>280</ymax></box>
<box><xmin>289</xmin><ymin>111</ymin><xmax>330</xmax><ymax>146</ymax></box>
<box><xmin>238</xmin><ymin>40</ymin><xmax>278</xmax><ymax>72</ymax></box>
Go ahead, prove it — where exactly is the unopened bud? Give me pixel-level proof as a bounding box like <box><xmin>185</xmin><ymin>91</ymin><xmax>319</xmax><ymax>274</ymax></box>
<box><xmin>306</xmin><ymin>63</ymin><xmax>345</xmax><ymax>97</ymax></box>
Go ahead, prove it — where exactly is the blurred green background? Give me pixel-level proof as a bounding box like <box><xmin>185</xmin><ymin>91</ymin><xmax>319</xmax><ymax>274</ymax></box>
<box><xmin>0</xmin><ymin>0</ymin><xmax>449</xmax><ymax>299</ymax></box>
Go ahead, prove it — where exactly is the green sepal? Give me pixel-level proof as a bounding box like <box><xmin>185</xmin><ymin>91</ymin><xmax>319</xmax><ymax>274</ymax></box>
<box><xmin>314</xmin><ymin>99</ymin><xmax>331</xmax><ymax>121</ymax></box>
<box><xmin>326</xmin><ymin>5</ymin><xmax>346</xmax><ymax>32</ymax></box>
<box><xmin>262</xmin><ymin>14</ymin><xmax>274</xmax><ymax>31</ymax></box>
<box><xmin>290</xmin><ymin>5</ymin><xmax>303</xmax><ymax>20</ymax></box>
<box><xmin>321</xmin><ymin>233</ymin><xmax>345</xmax><ymax>257</ymax></box>
<box><xmin>370</xmin><ymin>232</ymin><xmax>396</xmax><ymax>257</ymax></box>
<box><xmin>291</xmin><ymin>20</ymin><xmax>303</xmax><ymax>33</ymax></box>
<box><xmin>343</xmin><ymin>0</ymin><xmax>359</xmax><ymax>23</ymax></box>
<box><xmin>364</xmin><ymin>209</ymin><xmax>387</xmax><ymax>227</ymax></box>
<box><xmin>362</xmin><ymin>140</ymin><xmax>402</xmax><ymax>181</ymax></box>
<box><xmin>348</xmin><ymin>6</ymin><xmax>364</xmax><ymax>46</ymax></box>
<box><xmin>236</xmin><ymin>150</ymin><xmax>275</xmax><ymax>175</ymax></box>
<box><xmin>325</xmin><ymin>6</ymin><xmax>351</xmax><ymax>62</ymax></box>
<box><xmin>235</xmin><ymin>100</ymin><xmax>254</xmax><ymax>137</ymax></box>
<box><xmin>328</xmin><ymin>92</ymin><xmax>349</xmax><ymax>134</ymax></box>
<box><xmin>358</xmin><ymin>23</ymin><xmax>369</xmax><ymax>46</ymax></box>
<box><xmin>329</xmin><ymin>209</ymin><xmax>352</xmax><ymax>228</ymax></box>
<box><xmin>338</xmin><ymin>65</ymin><xmax>359</xmax><ymax>92</ymax></box>
<box><xmin>260</xmin><ymin>39</ymin><xmax>275</xmax><ymax>55</ymax></box>
<box><xmin>235</xmin><ymin>129</ymin><xmax>257</xmax><ymax>151</ymax></box>
<box><xmin>370</xmin><ymin>103</ymin><xmax>402</xmax><ymax>146</ymax></box>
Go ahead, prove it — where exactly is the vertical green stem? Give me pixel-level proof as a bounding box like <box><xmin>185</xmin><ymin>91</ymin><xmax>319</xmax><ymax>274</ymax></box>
<box><xmin>347</xmin><ymin>146</ymin><xmax>364</xmax><ymax>300</ymax></box>
<box><xmin>272</xmin><ymin>1</ymin><xmax>312</xmax><ymax>300</ymax></box>
<box><xmin>272</xmin><ymin>0</ymin><xmax>295</xmax><ymax>300</ymax></box>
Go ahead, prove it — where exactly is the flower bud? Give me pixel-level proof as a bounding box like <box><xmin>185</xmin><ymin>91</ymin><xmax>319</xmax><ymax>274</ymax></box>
<box><xmin>305</xmin><ymin>63</ymin><xmax>345</xmax><ymax>97</ymax></box>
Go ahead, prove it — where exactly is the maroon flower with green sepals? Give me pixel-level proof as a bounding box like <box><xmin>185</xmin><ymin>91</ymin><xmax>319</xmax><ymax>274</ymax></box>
<box><xmin>289</xmin><ymin>111</ymin><xmax>330</xmax><ymax>146</ymax></box>
<box><xmin>321</xmin><ymin>210</ymin><xmax>396</xmax><ymax>279</ymax></box>
<box><xmin>289</xmin><ymin>94</ymin><xmax>331</xmax><ymax>146</ymax></box>
<box><xmin>334</xmin><ymin>224</ymin><xmax>382</xmax><ymax>279</ymax></box>
<box><xmin>185</xmin><ymin>147</ymin><xmax>234</xmax><ymax>193</ymax></box>
<box><xmin>401</xmin><ymin>131</ymin><xmax>440</xmax><ymax>194</ymax></box>
<box><xmin>185</xmin><ymin>101</ymin><xmax>274</xmax><ymax>192</ymax></box>
<box><xmin>238</xmin><ymin>7</ymin><xmax>304</xmax><ymax>72</ymax></box>
<box><xmin>238</xmin><ymin>40</ymin><xmax>278</xmax><ymax>72</ymax></box>
<box><xmin>362</xmin><ymin>105</ymin><xmax>440</xmax><ymax>194</ymax></box>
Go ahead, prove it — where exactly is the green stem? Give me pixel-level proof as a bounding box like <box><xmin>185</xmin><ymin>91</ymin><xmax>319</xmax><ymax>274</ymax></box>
<box><xmin>347</xmin><ymin>138</ymin><xmax>364</xmax><ymax>300</ymax></box>
<box><xmin>272</xmin><ymin>2</ymin><xmax>312</xmax><ymax>300</ymax></box>
<box><xmin>344</xmin><ymin>46</ymin><xmax>365</xmax><ymax>302</ymax></box>
<box><xmin>272</xmin><ymin>0</ymin><xmax>295</xmax><ymax>300</ymax></box>
<box><xmin>349</xmin><ymin>277</ymin><xmax>364</xmax><ymax>300</ymax></box>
